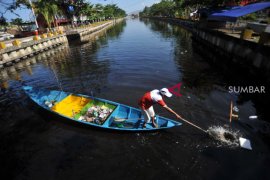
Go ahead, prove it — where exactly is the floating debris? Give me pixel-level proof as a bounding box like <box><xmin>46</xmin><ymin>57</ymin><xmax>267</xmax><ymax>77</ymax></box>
<box><xmin>249</xmin><ymin>115</ymin><xmax>258</xmax><ymax>120</ymax></box>
<box><xmin>239</xmin><ymin>137</ymin><xmax>252</xmax><ymax>150</ymax></box>
<box><xmin>233</xmin><ymin>106</ymin><xmax>239</xmax><ymax>112</ymax></box>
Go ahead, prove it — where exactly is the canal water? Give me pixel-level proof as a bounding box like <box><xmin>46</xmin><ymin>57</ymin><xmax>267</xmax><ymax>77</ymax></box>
<box><xmin>0</xmin><ymin>19</ymin><xmax>269</xmax><ymax>180</ymax></box>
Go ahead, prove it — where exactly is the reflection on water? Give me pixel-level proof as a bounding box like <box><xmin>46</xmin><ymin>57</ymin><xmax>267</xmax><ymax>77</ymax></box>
<box><xmin>141</xmin><ymin>19</ymin><xmax>270</xmax><ymax>130</ymax></box>
<box><xmin>0</xmin><ymin>19</ymin><xmax>269</xmax><ymax>180</ymax></box>
<box><xmin>0</xmin><ymin>44</ymin><xmax>70</xmax><ymax>89</ymax></box>
<box><xmin>79</xmin><ymin>20</ymin><xmax>127</xmax><ymax>43</ymax></box>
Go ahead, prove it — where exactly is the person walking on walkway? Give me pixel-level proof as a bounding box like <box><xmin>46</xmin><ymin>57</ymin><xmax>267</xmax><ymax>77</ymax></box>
<box><xmin>138</xmin><ymin>88</ymin><xmax>182</xmax><ymax>128</ymax></box>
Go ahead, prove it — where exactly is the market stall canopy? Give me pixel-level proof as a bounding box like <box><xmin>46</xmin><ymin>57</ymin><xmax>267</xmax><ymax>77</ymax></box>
<box><xmin>208</xmin><ymin>2</ymin><xmax>270</xmax><ymax>22</ymax></box>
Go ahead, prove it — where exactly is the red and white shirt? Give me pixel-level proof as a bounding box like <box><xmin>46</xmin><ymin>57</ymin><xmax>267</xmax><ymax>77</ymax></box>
<box><xmin>138</xmin><ymin>89</ymin><xmax>166</xmax><ymax>110</ymax></box>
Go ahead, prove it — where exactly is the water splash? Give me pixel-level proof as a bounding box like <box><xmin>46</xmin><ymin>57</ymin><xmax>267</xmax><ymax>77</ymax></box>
<box><xmin>207</xmin><ymin>126</ymin><xmax>241</xmax><ymax>147</ymax></box>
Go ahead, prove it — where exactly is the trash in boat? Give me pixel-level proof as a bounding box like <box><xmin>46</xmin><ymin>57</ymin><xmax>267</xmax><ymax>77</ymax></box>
<box><xmin>78</xmin><ymin>116</ymin><xmax>84</xmax><ymax>121</ymax></box>
<box><xmin>78</xmin><ymin>105</ymin><xmax>113</xmax><ymax>125</ymax></box>
<box><xmin>239</xmin><ymin>137</ymin><xmax>252</xmax><ymax>150</ymax></box>
<box><xmin>44</xmin><ymin>100</ymin><xmax>56</xmax><ymax>108</ymax></box>
<box><xmin>249</xmin><ymin>115</ymin><xmax>258</xmax><ymax>120</ymax></box>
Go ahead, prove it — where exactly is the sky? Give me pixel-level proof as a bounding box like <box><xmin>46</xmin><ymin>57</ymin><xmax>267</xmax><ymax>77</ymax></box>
<box><xmin>91</xmin><ymin>0</ymin><xmax>161</xmax><ymax>13</ymax></box>
<box><xmin>0</xmin><ymin>0</ymin><xmax>161</xmax><ymax>22</ymax></box>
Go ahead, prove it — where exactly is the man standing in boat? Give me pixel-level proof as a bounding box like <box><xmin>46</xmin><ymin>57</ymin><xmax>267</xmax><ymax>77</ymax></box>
<box><xmin>138</xmin><ymin>88</ymin><xmax>182</xmax><ymax>128</ymax></box>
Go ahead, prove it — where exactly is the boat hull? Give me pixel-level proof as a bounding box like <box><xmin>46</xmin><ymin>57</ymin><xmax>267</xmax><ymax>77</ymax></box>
<box><xmin>23</xmin><ymin>86</ymin><xmax>182</xmax><ymax>131</ymax></box>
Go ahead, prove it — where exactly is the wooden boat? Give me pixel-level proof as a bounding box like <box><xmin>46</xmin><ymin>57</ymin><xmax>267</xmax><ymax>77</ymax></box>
<box><xmin>23</xmin><ymin>86</ymin><xmax>181</xmax><ymax>131</ymax></box>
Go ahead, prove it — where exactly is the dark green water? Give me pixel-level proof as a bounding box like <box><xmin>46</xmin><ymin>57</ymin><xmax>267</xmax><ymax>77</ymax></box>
<box><xmin>0</xmin><ymin>19</ymin><xmax>269</xmax><ymax>180</ymax></box>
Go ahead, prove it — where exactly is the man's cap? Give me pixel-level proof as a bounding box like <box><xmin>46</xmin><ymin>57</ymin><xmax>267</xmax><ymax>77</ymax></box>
<box><xmin>160</xmin><ymin>88</ymin><xmax>173</xmax><ymax>98</ymax></box>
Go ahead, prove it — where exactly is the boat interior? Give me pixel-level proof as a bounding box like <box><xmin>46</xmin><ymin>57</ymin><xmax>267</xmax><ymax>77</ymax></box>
<box><xmin>27</xmin><ymin>87</ymin><xmax>176</xmax><ymax>129</ymax></box>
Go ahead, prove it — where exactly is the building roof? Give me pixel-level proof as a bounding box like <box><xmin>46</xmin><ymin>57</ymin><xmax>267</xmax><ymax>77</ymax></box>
<box><xmin>208</xmin><ymin>2</ymin><xmax>270</xmax><ymax>22</ymax></box>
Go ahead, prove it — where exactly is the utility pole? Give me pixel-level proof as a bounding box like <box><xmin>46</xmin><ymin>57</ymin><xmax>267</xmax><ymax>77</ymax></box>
<box><xmin>28</xmin><ymin>0</ymin><xmax>39</xmax><ymax>30</ymax></box>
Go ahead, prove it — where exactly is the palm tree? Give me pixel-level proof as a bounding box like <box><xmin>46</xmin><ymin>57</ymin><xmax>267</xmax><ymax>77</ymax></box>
<box><xmin>50</xmin><ymin>3</ymin><xmax>63</xmax><ymax>28</ymax></box>
<box><xmin>34</xmin><ymin>0</ymin><xmax>61</xmax><ymax>29</ymax></box>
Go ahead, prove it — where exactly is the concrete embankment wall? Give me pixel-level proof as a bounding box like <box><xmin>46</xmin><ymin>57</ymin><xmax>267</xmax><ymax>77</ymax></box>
<box><xmin>0</xmin><ymin>19</ymin><xmax>124</xmax><ymax>69</ymax></box>
<box><xmin>66</xmin><ymin>18</ymin><xmax>124</xmax><ymax>43</ymax></box>
<box><xmin>147</xmin><ymin>17</ymin><xmax>270</xmax><ymax>78</ymax></box>
<box><xmin>0</xmin><ymin>44</ymin><xmax>69</xmax><ymax>83</ymax></box>
<box><xmin>192</xmin><ymin>28</ymin><xmax>270</xmax><ymax>77</ymax></box>
<box><xmin>0</xmin><ymin>35</ymin><xmax>68</xmax><ymax>68</ymax></box>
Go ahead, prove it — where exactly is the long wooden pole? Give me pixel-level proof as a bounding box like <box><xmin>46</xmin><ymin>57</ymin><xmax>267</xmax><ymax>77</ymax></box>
<box><xmin>180</xmin><ymin>117</ymin><xmax>208</xmax><ymax>133</ymax></box>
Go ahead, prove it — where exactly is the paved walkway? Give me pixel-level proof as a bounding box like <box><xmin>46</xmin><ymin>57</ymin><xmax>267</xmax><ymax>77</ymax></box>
<box><xmin>217</xmin><ymin>28</ymin><xmax>260</xmax><ymax>43</ymax></box>
<box><xmin>2</xmin><ymin>36</ymin><xmax>35</xmax><ymax>48</ymax></box>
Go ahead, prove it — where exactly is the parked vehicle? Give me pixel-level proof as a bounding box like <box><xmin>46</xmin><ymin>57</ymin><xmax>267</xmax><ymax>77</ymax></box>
<box><xmin>0</xmin><ymin>32</ymin><xmax>14</xmax><ymax>41</ymax></box>
<box><xmin>18</xmin><ymin>24</ymin><xmax>38</xmax><ymax>37</ymax></box>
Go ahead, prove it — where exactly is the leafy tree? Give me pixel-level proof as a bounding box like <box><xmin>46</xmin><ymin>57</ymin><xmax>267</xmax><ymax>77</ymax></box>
<box><xmin>50</xmin><ymin>3</ymin><xmax>61</xmax><ymax>27</ymax></box>
<box><xmin>11</xmin><ymin>17</ymin><xmax>23</xmax><ymax>25</ymax></box>
<box><xmin>94</xmin><ymin>3</ymin><xmax>105</xmax><ymax>20</ymax></box>
<box><xmin>104</xmin><ymin>4</ymin><xmax>115</xmax><ymax>19</ymax></box>
<box><xmin>33</xmin><ymin>0</ymin><xmax>62</xmax><ymax>28</ymax></box>
<box><xmin>139</xmin><ymin>6</ymin><xmax>150</xmax><ymax>17</ymax></box>
<box><xmin>104</xmin><ymin>4</ymin><xmax>126</xmax><ymax>19</ymax></box>
<box><xmin>113</xmin><ymin>6</ymin><xmax>126</xmax><ymax>18</ymax></box>
<box><xmin>3</xmin><ymin>0</ymin><xmax>126</xmax><ymax>25</ymax></box>
<box><xmin>140</xmin><ymin>0</ymin><xmax>246</xmax><ymax>18</ymax></box>
<box><xmin>80</xmin><ymin>2</ymin><xmax>94</xmax><ymax>19</ymax></box>
<box><xmin>141</xmin><ymin>0</ymin><xmax>176</xmax><ymax>17</ymax></box>
<box><xmin>0</xmin><ymin>16</ymin><xmax>8</xmax><ymax>26</ymax></box>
